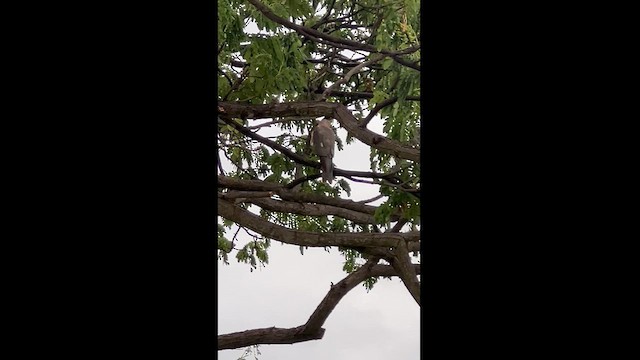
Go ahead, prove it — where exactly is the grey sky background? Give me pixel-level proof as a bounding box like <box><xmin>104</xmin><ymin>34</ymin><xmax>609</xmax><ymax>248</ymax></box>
<box><xmin>218</xmin><ymin>18</ymin><xmax>420</xmax><ymax>360</ymax></box>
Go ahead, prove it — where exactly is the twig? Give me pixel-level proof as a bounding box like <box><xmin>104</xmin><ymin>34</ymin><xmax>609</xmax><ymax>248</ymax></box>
<box><xmin>360</xmin><ymin>97</ymin><xmax>398</xmax><ymax>127</ymax></box>
<box><xmin>387</xmin><ymin>219</ymin><xmax>408</xmax><ymax>233</ymax></box>
<box><xmin>301</xmin><ymin>257</ymin><xmax>380</xmax><ymax>334</ymax></box>
<box><xmin>321</xmin><ymin>54</ymin><xmax>386</xmax><ymax>100</ymax></box>
<box><xmin>356</xmin><ymin>194</ymin><xmax>384</xmax><ymax>204</ymax></box>
<box><xmin>246</xmin><ymin>117</ymin><xmax>309</xmax><ymax>130</ymax></box>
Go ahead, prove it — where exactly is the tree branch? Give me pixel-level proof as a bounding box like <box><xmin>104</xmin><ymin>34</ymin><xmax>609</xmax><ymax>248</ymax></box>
<box><xmin>218</xmin><ymin>115</ymin><xmax>318</xmax><ymax>167</ymax></box>
<box><xmin>218</xmin><ymin>176</ymin><xmax>403</xmax><ymax>221</ymax></box>
<box><xmin>370</xmin><ymin>263</ymin><xmax>420</xmax><ymax>277</ymax></box>
<box><xmin>321</xmin><ymin>54</ymin><xmax>386</xmax><ymax>100</ymax></box>
<box><xmin>361</xmin><ymin>97</ymin><xmax>398</xmax><ymax>127</ymax></box>
<box><xmin>310</xmin><ymin>0</ymin><xmax>336</xmax><ymax>29</ymax></box>
<box><xmin>392</xmin><ymin>55</ymin><xmax>420</xmax><ymax>71</ymax></box>
<box><xmin>244</xmin><ymin>197</ymin><xmax>381</xmax><ymax>224</ymax></box>
<box><xmin>218</xmin><ymin>326</ymin><xmax>325</xmax><ymax>350</ymax></box>
<box><xmin>390</xmin><ymin>240</ymin><xmax>421</xmax><ymax>306</ymax></box>
<box><xmin>333</xmin><ymin>105</ymin><xmax>420</xmax><ymax>162</ymax></box>
<box><xmin>218</xmin><ymin>198</ymin><xmax>419</xmax><ymax>248</ymax></box>
<box><xmin>387</xmin><ymin>218</ymin><xmax>408</xmax><ymax>233</ymax></box>
<box><xmin>245</xmin><ymin>0</ymin><xmax>418</xmax><ymax>56</ymax></box>
<box><xmin>218</xmin><ymin>101</ymin><xmax>420</xmax><ymax>163</ymax></box>
<box><xmin>312</xmin><ymin>88</ymin><xmax>420</xmax><ymax>101</ymax></box>
<box><xmin>356</xmin><ymin>194</ymin><xmax>384</xmax><ymax>204</ymax></box>
<box><xmin>301</xmin><ymin>257</ymin><xmax>380</xmax><ymax>334</ymax></box>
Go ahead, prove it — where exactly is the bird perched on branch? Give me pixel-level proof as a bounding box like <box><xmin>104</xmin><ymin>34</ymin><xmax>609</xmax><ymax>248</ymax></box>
<box><xmin>310</xmin><ymin>118</ymin><xmax>335</xmax><ymax>184</ymax></box>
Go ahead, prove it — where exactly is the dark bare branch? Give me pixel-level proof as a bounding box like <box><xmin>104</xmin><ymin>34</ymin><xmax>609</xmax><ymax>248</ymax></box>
<box><xmin>390</xmin><ymin>241</ymin><xmax>421</xmax><ymax>306</ymax></box>
<box><xmin>302</xmin><ymin>257</ymin><xmax>380</xmax><ymax>334</ymax></box>
<box><xmin>387</xmin><ymin>219</ymin><xmax>408</xmax><ymax>233</ymax></box>
<box><xmin>361</xmin><ymin>97</ymin><xmax>398</xmax><ymax>127</ymax></box>
<box><xmin>356</xmin><ymin>194</ymin><xmax>384</xmax><ymax>204</ymax></box>
<box><xmin>218</xmin><ymin>326</ymin><xmax>325</xmax><ymax>350</ymax></box>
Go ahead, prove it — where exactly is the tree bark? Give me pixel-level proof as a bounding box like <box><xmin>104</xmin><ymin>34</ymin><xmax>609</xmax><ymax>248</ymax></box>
<box><xmin>218</xmin><ymin>198</ymin><xmax>419</xmax><ymax>248</ymax></box>
<box><xmin>218</xmin><ymin>326</ymin><xmax>325</xmax><ymax>350</ymax></box>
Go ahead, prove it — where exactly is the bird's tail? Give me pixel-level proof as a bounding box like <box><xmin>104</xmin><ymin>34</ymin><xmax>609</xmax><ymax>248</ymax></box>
<box><xmin>320</xmin><ymin>157</ymin><xmax>333</xmax><ymax>184</ymax></box>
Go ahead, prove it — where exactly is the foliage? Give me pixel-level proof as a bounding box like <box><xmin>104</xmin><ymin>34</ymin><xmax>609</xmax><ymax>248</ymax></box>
<box><xmin>217</xmin><ymin>1</ymin><xmax>420</xmax><ymax>349</ymax></box>
<box><xmin>237</xmin><ymin>345</ymin><xmax>261</xmax><ymax>360</ymax></box>
<box><xmin>218</xmin><ymin>0</ymin><xmax>420</xmax><ymax>281</ymax></box>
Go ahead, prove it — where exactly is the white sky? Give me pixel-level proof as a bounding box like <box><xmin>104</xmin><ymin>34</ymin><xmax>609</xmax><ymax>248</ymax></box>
<box><xmin>218</xmin><ymin>19</ymin><xmax>420</xmax><ymax>360</ymax></box>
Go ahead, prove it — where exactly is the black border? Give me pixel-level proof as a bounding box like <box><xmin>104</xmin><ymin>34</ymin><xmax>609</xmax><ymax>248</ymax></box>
<box><xmin>16</xmin><ymin>0</ymin><xmax>616</xmax><ymax>357</ymax></box>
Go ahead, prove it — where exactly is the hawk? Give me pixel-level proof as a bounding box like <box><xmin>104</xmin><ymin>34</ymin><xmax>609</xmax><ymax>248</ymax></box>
<box><xmin>310</xmin><ymin>118</ymin><xmax>335</xmax><ymax>184</ymax></box>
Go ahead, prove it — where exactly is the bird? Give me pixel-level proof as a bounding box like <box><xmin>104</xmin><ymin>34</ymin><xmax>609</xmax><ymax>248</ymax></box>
<box><xmin>310</xmin><ymin>118</ymin><xmax>335</xmax><ymax>184</ymax></box>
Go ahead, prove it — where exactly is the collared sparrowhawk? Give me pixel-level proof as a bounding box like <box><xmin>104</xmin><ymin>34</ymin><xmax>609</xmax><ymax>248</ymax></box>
<box><xmin>310</xmin><ymin>118</ymin><xmax>335</xmax><ymax>184</ymax></box>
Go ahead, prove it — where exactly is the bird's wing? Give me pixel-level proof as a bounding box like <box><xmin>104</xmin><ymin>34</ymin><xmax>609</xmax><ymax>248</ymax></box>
<box><xmin>312</xmin><ymin>126</ymin><xmax>334</xmax><ymax>157</ymax></box>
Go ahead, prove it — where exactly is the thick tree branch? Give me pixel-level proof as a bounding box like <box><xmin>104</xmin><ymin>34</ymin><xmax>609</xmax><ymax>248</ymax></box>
<box><xmin>390</xmin><ymin>241</ymin><xmax>421</xmax><ymax>306</ymax></box>
<box><xmin>218</xmin><ymin>198</ymin><xmax>419</xmax><ymax>248</ymax></box>
<box><xmin>333</xmin><ymin>105</ymin><xmax>420</xmax><ymax>162</ymax></box>
<box><xmin>244</xmin><ymin>197</ymin><xmax>380</xmax><ymax>224</ymax></box>
<box><xmin>218</xmin><ymin>101</ymin><xmax>419</xmax><ymax>163</ymax></box>
<box><xmin>218</xmin><ymin>176</ymin><xmax>402</xmax><ymax>221</ymax></box>
<box><xmin>218</xmin><ymin>326</ymin><xmax>325</xmax><ymax>350</ymax></box>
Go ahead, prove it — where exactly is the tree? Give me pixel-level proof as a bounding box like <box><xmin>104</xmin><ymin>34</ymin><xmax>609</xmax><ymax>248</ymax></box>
<box><xmin>217</xmin><ymin>0</ymin><xmax>420</xmax><ymax>353</ymax></box>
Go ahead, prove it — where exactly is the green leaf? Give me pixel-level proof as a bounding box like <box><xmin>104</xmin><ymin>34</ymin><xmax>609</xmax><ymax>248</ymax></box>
<box><xmin>382</xmin><ymin>58</ymin><xmax>394</xmax><ymax>70</ymax></box>
<box><xmin>272</xmin><ymin>39</ymin><xmax>284</xmax><ymax>64</ymax></box>
<box><xmin>338</xmin><ymin>179</ymin><xmax>351</xmax><ymax>197</ymax></box>
<box><xmin>369</xmin><ymin>90</ymin><xmax>388</xmax><ymax>109</ymax></box>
